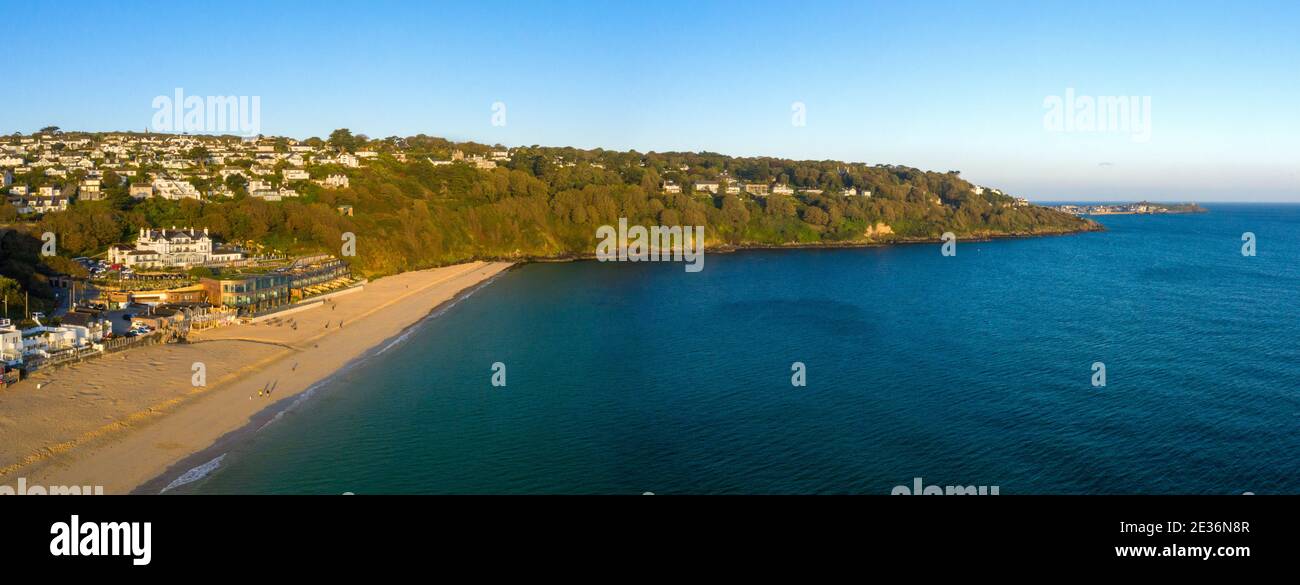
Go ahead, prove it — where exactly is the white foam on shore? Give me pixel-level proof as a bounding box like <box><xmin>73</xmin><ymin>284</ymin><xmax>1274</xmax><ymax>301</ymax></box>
<box><xmin>374</xmin><ymin>328</ymin><xmax>416</xmax><ymax>356</ymax></box>
<box><xmin>258</xmin><ymin>376</ymin><xmax>333</xmax><ymax>431</ymax></box>
<box><xmin>160</xmin><ymin>453</ymin><xmax>226</xmax><ymax>493</ymax></box>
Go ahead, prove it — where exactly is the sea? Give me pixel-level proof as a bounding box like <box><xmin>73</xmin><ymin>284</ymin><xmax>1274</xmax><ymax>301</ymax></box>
<box><xmin>178</xmin><ymin>204</ymin><xmax>1300</xmax><ymax>494</ymax></box>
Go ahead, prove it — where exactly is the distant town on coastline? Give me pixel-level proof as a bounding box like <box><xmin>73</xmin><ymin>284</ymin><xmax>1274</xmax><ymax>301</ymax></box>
<box><xmin>1</xmin><ymin>127</ymin><xmax>1104</xmax><ymax>387</ymax></box>
<box><xmin>1052</xmin><ymin>202</ymin><xmax>1207</xmax><ymax>216</ymax></box>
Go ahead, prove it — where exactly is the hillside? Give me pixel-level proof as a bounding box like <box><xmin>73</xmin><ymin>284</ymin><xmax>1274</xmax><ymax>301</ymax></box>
<box><xmin>1</xmin><ymin>131</ymin><xmax>1101</xmax><ymax>309</ymax></box>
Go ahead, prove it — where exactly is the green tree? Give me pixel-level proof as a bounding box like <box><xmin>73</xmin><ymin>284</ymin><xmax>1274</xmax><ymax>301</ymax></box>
<box><xmin>802</xmin><ymin>206</ymin><xmax>830</xmax><ymax>226</ymax></box>
<box><xmin>328</xmin><ymin>129</ymin><xmax>357</xmax><ymax>153</ymax></box>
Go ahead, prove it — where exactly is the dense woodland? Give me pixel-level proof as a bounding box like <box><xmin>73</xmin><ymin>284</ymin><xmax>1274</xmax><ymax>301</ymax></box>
<box><xmin>1</xmin><ymin>131</ymin><xmax>1098</xmax><ymax>312</ymax></box>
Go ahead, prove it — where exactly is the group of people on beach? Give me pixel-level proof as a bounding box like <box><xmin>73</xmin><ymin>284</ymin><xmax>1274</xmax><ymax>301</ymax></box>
<box><xmin>246</xmin><ymin>299</ymin><xmax>347</xmax><ymax>401</ymax></box>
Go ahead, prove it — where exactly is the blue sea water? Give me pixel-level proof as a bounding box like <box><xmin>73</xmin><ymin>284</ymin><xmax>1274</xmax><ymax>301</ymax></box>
<box><xmin>185</xmin><ymin>204</ymin><xmax>1300</xmax><ymax>494</ymax></box>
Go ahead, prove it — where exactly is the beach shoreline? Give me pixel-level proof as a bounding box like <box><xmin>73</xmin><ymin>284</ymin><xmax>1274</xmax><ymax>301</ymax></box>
<box><xmin>518</xmin><ymin>223</ymin><xmax>1105</xmax><ymax>263</ymax></box>
<box><xmin>0</xmin><ymin>261</ymin><xmax>513</xmax><ymax>495</ymax></box>
<box><xmin>135</xmin><ymin>264</ymin><xmax>513</xmax><ymax>494</ymax></box>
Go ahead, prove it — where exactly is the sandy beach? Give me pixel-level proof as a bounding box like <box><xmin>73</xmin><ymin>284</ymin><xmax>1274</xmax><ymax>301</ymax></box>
<box><xmin>0</xmin><ymin>261</ymin><xmax>513</xmax><ymax>494</ymax></box>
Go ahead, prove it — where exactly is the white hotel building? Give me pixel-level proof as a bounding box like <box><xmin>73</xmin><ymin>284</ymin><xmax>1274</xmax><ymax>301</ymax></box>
<box><xmin>108</xmin><ymin>227</ymin><xmax>244</xmax><ymax>269</ymax></box>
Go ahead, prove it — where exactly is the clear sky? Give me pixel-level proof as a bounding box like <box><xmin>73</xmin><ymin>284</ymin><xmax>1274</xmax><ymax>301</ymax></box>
<box><xmin>2</xmin><ymin>0</ymin><xmax>1297</xmax><ymax>201</ymax></box>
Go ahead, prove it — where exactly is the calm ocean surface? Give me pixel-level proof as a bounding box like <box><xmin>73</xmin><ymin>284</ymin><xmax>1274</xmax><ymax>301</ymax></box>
<box><xmin>184</xmin><ymin>204</ymin><xmax>1300</xmax><ymax>494</ymax></box>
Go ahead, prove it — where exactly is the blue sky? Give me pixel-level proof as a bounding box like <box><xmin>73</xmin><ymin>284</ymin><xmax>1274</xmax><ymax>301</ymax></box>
<box><xmin>2</xmin><ymin>0</ymin><xmax>1297</xmax><ymax>200</ymax></box>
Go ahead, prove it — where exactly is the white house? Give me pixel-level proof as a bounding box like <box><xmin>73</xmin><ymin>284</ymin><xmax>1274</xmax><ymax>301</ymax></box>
<box><xmin>129</xmin><ymin>184</ymin><xmax>154</xmax><ymax>199</ymax></box>
<box><xmin>0</xmin><ymin>319</ymin><xmax>23</xmax><ymax>366</ymax></box>
<box><xmin>251</xmin><ymin>187</ymin><xmax>299</xmax><ymax>201</ymax></box>
<box><xmin>282</xmin><ymin>168</ymin><xmax>310</xmax><ymax>181</ymax></box>
<box><xmin>153</xmin><ymin>179</ymin><xmax>201</xmax><ymax>200</ymax></box>
<box><xmin>693</xmin><ymin>181</ymin><xmax>720</xmax><ymax>194</ymax></box>
<box><xmin>9</xmin><ymin>196</ymin><xmax>68</xmax><ymax>214</ymax></box>
<box><xmin>79</xmin><ymin>179</ymin><xmax>103</xmax><ymax>201</ymax></box>
<box><xmin>218</xmin><ymin>168</ymin><xmax>247</xmax><ymax>181</ymax></box>
<box><xmin>108</xmin><ymin>227</ymin><xmax>244</xmax><ymax>269</ymax></box>
<box><xmin>21</xmin><ymin>324</ymin><xmax>97</xmax><ymax>357</ymax></box>
<box><xmin>320</xmin><ymin>174</ymin><xmax>349</xmax><ymax>189</ymax></box>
